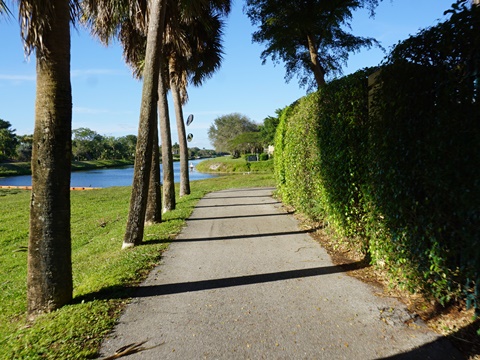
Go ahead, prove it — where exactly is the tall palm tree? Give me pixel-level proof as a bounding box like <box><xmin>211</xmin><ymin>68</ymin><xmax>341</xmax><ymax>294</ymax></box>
<box><xmin>84</xmin><ymin>0</ymin><xmax>230</xmax><ymax>245</ymax></box>
<box><xmin>169</xmin><ymin>58</ymin><xmax>191</xmax><ymax>196</ymax></box>
<box><xmin>158</xmin><ymin>61</ymin><xmax>176</xmax><ymax>212</ymax></box>
<box><xmin>122</xmin><ymin>0</ymin><xmax>167</xmax><ymax>247</ymax></box>
<box><xmin>3</xmin><ymin>0</ymin><xmax>78</xmax><ymax>317</ymax></box>
<box><xmin>83</xmin><ymin>0</ymin><xmax>168</xmax><ymax>246</ymax></box>
<box><xmin>166</xmin><ymin>6</ymin><xmax>226</xmax><ymax>197</ymax></box>
<box><xmin>145</xmin><ymin>101</ymin><xmax>162</xmax><ymax>224</ymax></box>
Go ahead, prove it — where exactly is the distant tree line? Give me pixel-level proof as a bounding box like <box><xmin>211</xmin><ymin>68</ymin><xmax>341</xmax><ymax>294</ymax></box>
<box><xmin>71</xmin><ymin>128</ymin><xmax>137</xmax><ymax>161</ymax></box>
<box><xmin>0</xmin><ymin>122</ymin><xmax>219</xmax><ymax>163</ymax></box>
<box><xmin>0</xmin><ymin>122</ymin><xmax>139</xmax><ymax>163</ymax></box>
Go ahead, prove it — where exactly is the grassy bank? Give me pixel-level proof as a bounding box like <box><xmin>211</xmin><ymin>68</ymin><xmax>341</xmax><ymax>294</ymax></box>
<box><xmin>0</xmin><ymin>159</ymin><xmax>134</xmax><ymax>178</ymax></box>
<box><xmin>196</xmin><ymin>156</ymin><xmax>273</xmax><ymax>174</ymax></box>
<box><xmin>0</xmin><ymin>174</ymin><xmax>274</xmax><ymax>359</ymax></box>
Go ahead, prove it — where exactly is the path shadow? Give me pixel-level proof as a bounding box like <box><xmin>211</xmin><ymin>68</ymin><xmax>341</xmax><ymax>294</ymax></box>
<box><xmin>74</xmin><ymin>261</ymin><xmax>367</xmax><ymax>303</ymax></box>
<box><xmin>134</xmin><ymin>262</ymin><xmax>367</xmax><ymax>298</ymax></box>
<box><xmin>203</xmin><ymin>195</ymin><xmax>274</xmax><ymax>200</ymax></box>
<box><xmin>144</xmin><ymin>229</ymin><xmax>315</xmax><ymax>245</ymax></box>
<box><xmin>187</xmin><ymin>212</ymin><xmax>293</xmax><ymax>222</ymax></box>
<box><xmin>194</xmin><ymin>201</ymin><xmax>280</xmax><ymax>208</ymax></box>
<box><xmin>216</xmin><ymin>188</ymin><xmax>276</xmax><ymax>193</ymax></box>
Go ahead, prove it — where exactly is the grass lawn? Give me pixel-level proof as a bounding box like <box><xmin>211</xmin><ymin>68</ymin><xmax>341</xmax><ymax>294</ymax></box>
<box><xmin>0</xmin><ymin>173</ymin><xmax>275</xmax><ymax>359</ymax></box>
<box><xmin>196</xmin><ymin>156</ymin><xmax>273</xmax><ymax>174</ymax></box>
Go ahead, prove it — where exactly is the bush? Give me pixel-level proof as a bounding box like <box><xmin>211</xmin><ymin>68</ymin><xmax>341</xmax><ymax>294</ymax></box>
<box><xmin>259</xmin><ymin>153</ymin><xmax>269</xmax><ymax>161</ymax></box>
<box><xmin>275</xmin><ymin>94</ymin><xmax>326</xmax><ymax>219</ymax></box>
<box><xmin>274</xmin><ymin>3</ymin><xmax>480</xmax><ymax>313</ymax></box>
<box><xmin>366</xmin><ymin>4</ymin><xmax>480</xmax><ymax>307</ymax></box>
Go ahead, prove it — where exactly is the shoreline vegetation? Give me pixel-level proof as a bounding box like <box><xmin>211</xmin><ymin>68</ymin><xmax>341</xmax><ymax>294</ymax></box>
<box><xmin>195</xmin><ymin>156</ymin><xmax>273</xmax><ymax>174</ymax></box>
<box><xmin>0</xmin><ymin>159</ymin><xmax>134</xmax><ymax>178</ymax></box>
<box><xmin>0</xmin><ymin>156</ymin><xmax>274</xmax><ymax>178</ymax></box>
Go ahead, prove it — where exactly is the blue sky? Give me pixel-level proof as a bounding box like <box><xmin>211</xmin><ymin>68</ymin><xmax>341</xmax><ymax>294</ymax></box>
<box><xmin>1</xmin><ymin>0</ymin><xmax>454</xmax><ymax>149</ymax></box>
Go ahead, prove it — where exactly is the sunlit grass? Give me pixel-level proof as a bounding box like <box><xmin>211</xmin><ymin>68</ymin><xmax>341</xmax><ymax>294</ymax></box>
<box><xmin>196</xmin><ymin>156</ymin><xmax>274</xmax><ymax>173</ymax></box>
<box><xmin>0</xmin><ymin>173</ymin><xmax>275</xmax><ymax>359</ymax></box>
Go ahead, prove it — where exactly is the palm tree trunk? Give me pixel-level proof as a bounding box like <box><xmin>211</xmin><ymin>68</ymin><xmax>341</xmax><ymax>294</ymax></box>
<box><xmin>145</xmin><ymin>110</ymin><xmax>162</xmax><ymax>224</ymax></box>
<box><xmin>27</xmin><ymin>0</ymin><xmax>72</xmax><ymax>317</ymax></box>
<box><xmin>306</xmin><ymin>33</ymin><xmax>326</xmax><ymax>88</ymax></box>
<box><xmin>170</xmin><ymin>75</ymin><xmax>190</xmax><ymax>196</ymax></box>
<box><xmin>123</xmin><ymin>0</ymin><xmax>166</xmax><ymax>248</ymax></box>
<box><xmin>158</xmin><ymin>67</ymin><xmax>176</xmax><ymax>212</ymax></box>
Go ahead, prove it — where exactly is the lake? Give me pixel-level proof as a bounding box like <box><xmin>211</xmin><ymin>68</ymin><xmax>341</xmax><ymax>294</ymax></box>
<box><xmin>0</xmin><ymin>159</ymin><xmax>216</xmax><ymax>188</ymax></box>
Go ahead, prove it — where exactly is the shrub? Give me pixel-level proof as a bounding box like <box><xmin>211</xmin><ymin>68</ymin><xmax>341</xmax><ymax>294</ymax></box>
<box><xmin>366</xmin><ymin>4</ymin><xmax>480</xmax><ymax>306</ymax></box>
<box><xmin>259</xmin><ymin>153</ymin><xmax>269</xmax><ymax>161</ymax></box>
<box><xmin>274</xmin><ymin>3</ymin><xmax>480</xmax><ymax>313</ymax></box>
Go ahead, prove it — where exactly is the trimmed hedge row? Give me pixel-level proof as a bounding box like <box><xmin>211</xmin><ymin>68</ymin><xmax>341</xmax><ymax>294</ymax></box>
<box><xmin>275</xmin><ymin>5</ymin><xmax>479</xmax><ymax>312</ymax></box>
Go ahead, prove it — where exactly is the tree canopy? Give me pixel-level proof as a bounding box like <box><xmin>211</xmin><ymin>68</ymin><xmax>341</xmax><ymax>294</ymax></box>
<box><xmin>228</xmin><ymin>131</ymin><xmax>263</xmax><ymax>157</ymax></box>
<box><xmin>208</xmin><ymin>113</ymin><xmax>258</xmax><ymax>153</ymax></box>
<box><xmin>72</xmin><ymin>128</ymin><xmax>137</xmax><ymax>161</ymax></box>
<box><xmin>245</xmin><ymin>0</ymin><xmax>381</xmax><ymax>90</ymax></box>
<box><xmin>0</xmin><ymin>119</ymin><xmax>18</xmax><ymax>160</ymax></box>
<box><xmin>259</xmin><ymin>111</ymin><xmax>281</xmax><ymax>146</ymax></box>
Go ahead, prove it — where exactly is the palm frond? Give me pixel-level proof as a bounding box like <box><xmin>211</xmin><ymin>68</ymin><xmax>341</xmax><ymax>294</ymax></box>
<box><xmin>81</xmin><ymin>0</ymin><xmax>148</xmax><ymax>45</ymax></box>
<box><xmin>0</xmin><ymin>1</ymin><xmax>13</xmax><ymax>16</ymax></box>
<box><xmin>18</xmin><ymin>0</ymin><xmax>80</xmax><ymax>55</ymax></box>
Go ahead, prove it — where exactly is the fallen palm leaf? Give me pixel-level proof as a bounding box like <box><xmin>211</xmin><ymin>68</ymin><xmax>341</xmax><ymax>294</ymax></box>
<box><xmin>101</xmin><ymin>340</ymin><xmax>164</xmax><ymax>360</ymax></box>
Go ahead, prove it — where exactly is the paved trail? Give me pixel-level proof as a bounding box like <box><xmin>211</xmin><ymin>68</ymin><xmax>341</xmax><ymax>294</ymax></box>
<box><xmin>99</xmin><ymin>187</ymin><xmax>463</xmax><ymax>359</ymax></box>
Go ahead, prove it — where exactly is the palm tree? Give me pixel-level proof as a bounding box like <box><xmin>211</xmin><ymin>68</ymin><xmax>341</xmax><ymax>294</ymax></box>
<box><xmin>158</xmin><ymin>61</ymin><xmax>176</xmax><ymax>212</ymax></box>
<box><xmin>169</xmin><ymin>59</ymin><xmax>191</xmax><ymax>196</ymax></box>
<box><xmin>122</xmin><ymin>0</ymin><xmax>167</xmax><ymax>247</ymax></box>
<box><xmin>159</xmin><ymin>1</ymin><xmax>229</xmax><ymax>199</ymax></box>
<box><xmin>83</xmin><ymin>0</ymin><xmax>168</xmax><ymax>246</ymax></box>
<box><xmin>166</xmin><ymin>7</ymin><xmax>226</xmax><ymax>197</ymax></box>
<box><xmin>84</xmin><ymin>0</ymin><xmax>230</xmax><ymax>245</ymax></box>
<box><xmin>145</xmin><ymin>103</ymin><xmax>162</xmax><ymax>224</ymax></box>
<box><xmin>4</xmin><ymin>0</ymin><xmax>78</xmax><ymax>317</ymax></box>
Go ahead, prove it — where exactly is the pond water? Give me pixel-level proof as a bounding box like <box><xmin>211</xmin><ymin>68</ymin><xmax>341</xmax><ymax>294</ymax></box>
<box><xmin>0</xmin><ymin>159</ymin><xmax>216</xmax><ymax>188</ymax></box>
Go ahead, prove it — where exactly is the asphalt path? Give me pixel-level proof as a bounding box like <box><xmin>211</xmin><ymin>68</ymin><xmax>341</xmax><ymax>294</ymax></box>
<box><xmin>99</xmin><ymin>187</ymin><xmax>463</xmax><ymax>359</ymax></box>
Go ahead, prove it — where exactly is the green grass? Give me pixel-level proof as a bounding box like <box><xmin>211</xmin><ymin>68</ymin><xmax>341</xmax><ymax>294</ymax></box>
<box><xmin>0</xmin><ymin>160</ymin><xmax>134</xmax><ymax>178</ymax></box>
<box><xmin>0</xmin><ymin>162</ymin><xmax>32</xmax><ymax>176</ymax></box>
<box><xmin>0</xmin><ymin>173</ymin><xmax>275</xmax><ymax>359</ymax></box>
<box><xmin>196</xmin><ymin>156</ymin><xmax>274</xmax><ymax>174</ymax></box>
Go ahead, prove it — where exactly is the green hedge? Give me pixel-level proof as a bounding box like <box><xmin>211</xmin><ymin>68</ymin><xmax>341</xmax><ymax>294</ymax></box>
<box><xmin>366</xmin><ymin>5</ymin><xmax>479</xmax><ymax>308</ymax></box>
<box><xmin>275</xmin><ymin>95</ymin><xmax>326</xmax><ymax>219</ymax></box>
<box><xmin>274</xmin><ymin>4</ymin><xmax>479</xmax><ymax>313</ymax></box>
